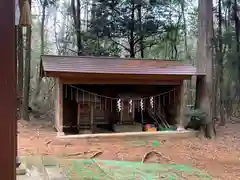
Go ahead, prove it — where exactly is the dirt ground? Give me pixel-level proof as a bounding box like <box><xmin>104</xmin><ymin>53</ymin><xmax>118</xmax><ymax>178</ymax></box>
<box><xmin>18</xmin><ymin>120</ymin><xmax>240</xmax><ymax>180</ymax></box>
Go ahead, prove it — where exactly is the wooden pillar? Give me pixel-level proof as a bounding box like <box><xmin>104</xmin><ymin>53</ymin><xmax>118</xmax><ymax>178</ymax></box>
<box><xmin>176</xmin><ymin>81</ymin><xmax>185</xmax><ymax>128</ymax></box>
<box><xmin>90</xmin><ymin>103</ymin><xmax>94</xmax><ymax>132</ymax></box>
<box><xmin>55</xmin><ymin>78</ymin><xmax>64</xmax><ymax>135</ymax></box>
<box><xmin>77</xmin><ymin>103</ymin><xmax>80</xmax><ymax>129</ymax></box>
<box><xmin>0</xmin><ymin>0</ymin><xmax>16</xmax><ymax>179</ymax></box>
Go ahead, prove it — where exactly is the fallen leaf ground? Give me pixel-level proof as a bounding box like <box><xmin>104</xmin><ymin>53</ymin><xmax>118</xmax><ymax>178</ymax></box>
<box><xmin>18</xmin><ymin>120</ymin><xmax>240</xmax><ymax>180</ymax></box>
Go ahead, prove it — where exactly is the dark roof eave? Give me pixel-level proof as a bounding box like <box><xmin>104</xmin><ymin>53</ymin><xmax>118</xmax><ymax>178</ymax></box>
<box><xmin>42</xmin><ymin>70</ymin><xmax>197</xmax><ymax>77</ymax></box>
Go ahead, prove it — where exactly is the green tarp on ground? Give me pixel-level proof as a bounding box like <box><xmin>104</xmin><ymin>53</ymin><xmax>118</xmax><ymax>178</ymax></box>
<box><xmin>59</xmin><ymin>159</ymin><xmax>213</xmax><ymax>180</ymax></box>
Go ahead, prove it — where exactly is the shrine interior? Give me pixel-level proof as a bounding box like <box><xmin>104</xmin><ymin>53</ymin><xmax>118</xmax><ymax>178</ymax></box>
<box><xmin>62</xmin><ymin>84</ymin><xmax>180</xmax><ymax>135</ymax></box>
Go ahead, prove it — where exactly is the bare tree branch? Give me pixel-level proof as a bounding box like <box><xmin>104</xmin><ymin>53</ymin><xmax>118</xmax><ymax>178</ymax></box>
<box><xmin>109</xmin><ymin>37</ymin><xmax>131</xmax><ymax>52</ymax></box>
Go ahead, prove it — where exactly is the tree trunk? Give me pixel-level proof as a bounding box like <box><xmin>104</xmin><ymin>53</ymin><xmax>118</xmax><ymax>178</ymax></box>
<box><xmin>23</xmin><ymin>26</ymin><xmax>31</xmax><ymax>121</ymax></box>
<box><xmin>234</xmin><ymin>0</ymin><xmax>240</xmax><ymax>97</ymax></box>
<box><xmin>181</xmin><ymin>0</ymin><xmax>192</xmax><ymax>106</ymax></box>
<box><xmin>196</xmin><ymin>0</ymin><xmax>215</xmax><ymax>138</ymax></box>
<box><xmin>71</xmin><ymin>0</ymin><xmax>83</xmax><ymax>56</ymax></box>
<box><xmin>129</xmin><ymin>1</ymin><xmax>135</xmax><ymax>58</ymax></box>
<box><xmin>217</xmin><ymin>0</ymin><xmax>225</xmax><ymax>126</ymax></box>
<box><xmin>137</xmin><ymin>4</ymin><xmax>144</xmax><ymax>58</ymax></box>
<box><xmin>181</xmin><ymin>0</ymin><xmax>188</xmax><ymax>60</ymax></box>
<box><xmin>224</xmin><ymin>4</ymin><xmax>233</xmax><ymax>119</ymax></box>
<box><xmin>32</xmin><ymin>1</ymin><xmax>46</xmax><ymax>109</ymax></box>
<box><xmin>86</xmin><ymin>1</ymin><xmax>89</xmax><ymax>30</ymax></box>
<box><xmin>17</xmin><ymin>26</ymin><xmax>24</xmax><ymax>119</ymax></box>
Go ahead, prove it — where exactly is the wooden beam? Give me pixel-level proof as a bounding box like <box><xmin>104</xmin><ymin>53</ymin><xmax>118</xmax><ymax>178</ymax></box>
<box><xmin>60</xmin><ymin>78</ymin><xmax>182</xmax><ymax>85</ymax></box>
<box><xmin>55</xmin><ymin>78</ymin><xmax>64</xmax><ymax>135</ymax></box>
<box><xmin>0</xmin><ymin>0</ymin><xmax>16</xmax><ymax>179</ymax></box>
<box><xmin>46</xmin><ymin>71</ymin><xmax>192</xmax><ymax>81</ymax></box>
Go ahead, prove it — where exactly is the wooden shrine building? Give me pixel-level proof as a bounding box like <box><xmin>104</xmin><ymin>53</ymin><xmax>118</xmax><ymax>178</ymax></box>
<box><xmin>41</xmin><ymin>55</ymin><xmax>202</xmax><ymax>135</ymax></box>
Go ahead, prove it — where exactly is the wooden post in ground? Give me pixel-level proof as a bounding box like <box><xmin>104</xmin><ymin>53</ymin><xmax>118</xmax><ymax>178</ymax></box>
<box><xmin>0</xmin><ymin>0</ymin><xmax>16</xmax><ymax>179</ymax></box>
<box><xmin>176</xmin><ymin>82</ymin><xmax>185</xmax><ymax>129</ymax></box>
<box><xmin>90</xmin><ymin>103</ymin><xmax>94</xmax><ymax>132</ymax></box>
<box><xmin>55</xmin><ymin>78</ymin><xmax>64</xmax><ymax>135</ymax></box>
